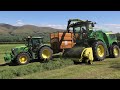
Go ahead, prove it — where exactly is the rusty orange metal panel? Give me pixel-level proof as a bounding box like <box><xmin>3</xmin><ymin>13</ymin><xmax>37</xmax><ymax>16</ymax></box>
<box><xmin>50</xmin><ymin>31</ymin><xmax>75</xmax><ymax>51</ymax></box>
<box><xmin>59</xmin><ymin>33</ymin><xmax>72</xmax><ymax>37</ymax></box>
<box><xmin>60</xmin><ymin>41</ymin><xmax>73</xmax><ymax>49</ymax></box>
<box><xmin>59</xmin><ymin>37</ymin><xmax>72</xmax><ymax>41</ymax></box>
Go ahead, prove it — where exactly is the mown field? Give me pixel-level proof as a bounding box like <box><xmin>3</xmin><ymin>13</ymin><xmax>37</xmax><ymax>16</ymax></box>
<box><xmin>0</xmin><ymin>44</ymin><xmax>120</xmax><ymax>79</ymax></box>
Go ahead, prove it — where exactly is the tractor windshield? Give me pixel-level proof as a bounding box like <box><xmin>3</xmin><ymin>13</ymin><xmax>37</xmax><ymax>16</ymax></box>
<box><xmin>25</xmin><ymin>38</ymin><xmax>32</xmax><ymax>47</ymax></box>
<box><xmin>32</xmin><ymin>38</ymin><xmax>43</xmax><ymax>46</ymax></box>
<box><xmin>25</xmin><ymin>38</ymin><xmax>43</xmax><ymax>47</ymax></box>
<box><xmin>67</xmin><ymin>19</ymin><xmax>95</xmax><ymax>32</ymax></box>
<box><xmin>69</xmin><ymin>25</ymin><xmax>87</xmax><ymax>33</ymax></box>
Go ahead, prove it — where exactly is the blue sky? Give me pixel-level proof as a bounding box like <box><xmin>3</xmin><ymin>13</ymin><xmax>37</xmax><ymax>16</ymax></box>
<box><xmin>0</xmin><ymin>11</ymin><xmax>120</xmax><ymax>33</ymax></box>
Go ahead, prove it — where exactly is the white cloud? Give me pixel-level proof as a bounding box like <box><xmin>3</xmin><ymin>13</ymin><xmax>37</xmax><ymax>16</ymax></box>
<box><xmin>95</xmin><ymin>24</ymin><xmax>120</xmax><ymax>33</ymax></box>
<box><xmin>104</xmin><ymin>24</ymin><xmax>120</xmax><ymax>27</ymax></box>
<box><xmin>115</xmin><ymin>27</ymin><xmax>120</xmax><ymax>29</ymax></box>
<box><xmin>15</xmin><ymin>20</ymin><xmax>25</xmax><ymax>26</ymax></box>
<box><xmin>13</xmin><ymin>20</ymin><xmax>120</xmax><ymax>33</ymax></box>
<box><xmin>39</xmin><ymin>24</ymin><xmax>67</xmax><ymax>29</ymax></box>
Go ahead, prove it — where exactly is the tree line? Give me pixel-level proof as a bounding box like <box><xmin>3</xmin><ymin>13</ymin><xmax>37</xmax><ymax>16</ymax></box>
<box><xmin>0</xmin><ymin>33</ymin><xmax>120</xmax><ymax>44</ymax></box>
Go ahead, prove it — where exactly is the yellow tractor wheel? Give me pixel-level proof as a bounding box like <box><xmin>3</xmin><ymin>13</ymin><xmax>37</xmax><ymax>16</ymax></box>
<box><xmin>16</xmin><ymin>52</ymin><xmax>30</xmax><ymax>65</ymax></box>
<box><xmin>97</xmin><ymin>45</ymin><xmax>105</xmax><ymax>58</ymax></box>
<box><xmin>39</xmin><ymin>46</ymin><xmax>53</xmax><ymax>62</ymax></box>
<box><xmin>110</xmin><ymin>45</ymin><xmax>120</xmax><ymax>58</ymax></box>
<box><xmin>92</xmin><ymin>41</ymin><xmax>106</xmax><ymax>61</ymax></box>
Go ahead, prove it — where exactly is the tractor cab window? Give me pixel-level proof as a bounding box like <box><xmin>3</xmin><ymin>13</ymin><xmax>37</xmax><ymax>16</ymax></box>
<box><xmin>68</xmin><ymin>27</ymin><xmax>73</xmax><ymax>32</ymax></box>
<box><xmin>81</xmin><ymin>26</ymin><xmax>87</xmax><ymax>33</ymax></box>
<box><xmin>73</xmin><ymin>27</ymin><xmax>81</xmax><ymax>33</ymax></box>
<box><xmin>40</xmin><ymin>38</ymin><xmax>43</xmax><ymax>43</ymax></box>
<box><xmin>73</xmin><ymin>27</ymin><xmax>81</xmax><ymax>40</ymax></box>
<box><xmin>73</xmin><ymin>26</ymin><xmax>87</xmax><ymax>33</ymax></box>
<box><xmin>32</xmin><ymin>38</ymin><xmax>41</xmax><ymax>46</ymax></box>
<box><xmin>109</xmin><ymin>34</ymin><xmax>116</xmax><ymax>39</ymax></box>
<box><xmin>25</xmin><ymin>38</ymin><xmax>32</xmax><ymax>47</ymax></box>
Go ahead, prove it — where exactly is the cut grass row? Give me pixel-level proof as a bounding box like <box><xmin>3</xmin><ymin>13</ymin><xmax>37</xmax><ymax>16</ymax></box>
<box><xmin>16</xmin><ymin>57</ymin><xmax>120</xmax><ymax>79</ymax></box>
<box><xmin>0</xmin><ymin>59</ymin><xmax>74</xmax><ymax>79</ymax></box>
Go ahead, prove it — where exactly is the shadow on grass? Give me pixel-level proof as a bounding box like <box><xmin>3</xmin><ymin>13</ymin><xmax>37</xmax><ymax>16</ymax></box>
<box><xmin>52</xmin><ymin>54</ymin><xmax>61</xmax><ymax>58</ymax></box>
<box><xmin>110</xmin><ymin>63</ymin><xmax>120</xmax><ymax>70</ymax></box>
<box><xmin>0</xmin><ymin>57</ymin><xmax>59</xmax><ymax>66</ymax></box>
<box><xmin>0</xmin><ymin>59</ymin><xmax>41</xmax><ymax>66</ymax></box>
<box><xmin>0</xmin><ymin>63</ymin><xmax>9</xmax><ymax>66</ymax></box>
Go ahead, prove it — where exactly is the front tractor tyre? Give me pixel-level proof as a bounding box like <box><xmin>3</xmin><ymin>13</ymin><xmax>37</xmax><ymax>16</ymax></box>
<box><xmin>16</xmin><ymin>52</ymin><xmax>30</xmax><ymax>65</ymax></box>
<box><xmin>110</xmin><ymin>45</ymin><xmax>120</xmax><ymax>58</ymax></box>
<box><xmin>39</xmin><ymin>46</ymin><xmax>53</xmax><ymax>62</ymax></box>
<box><xmin>92</xmin><ymin>41</ymin><xmax>106</xmax><ymax>61</ymax></box>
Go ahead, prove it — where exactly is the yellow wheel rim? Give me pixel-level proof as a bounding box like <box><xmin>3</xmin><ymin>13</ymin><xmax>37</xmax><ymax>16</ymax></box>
<box><xmin>97</xmin><ymin>45</ymin><xmax>105</xmax><ymax>57</ymax></box>
<box><xmin>19</xmin><ymin>55</ymin><xmax>28</xmax><ymax>64</ymax></box>
<box><xmin>113</xmin><ymin>48</ymin><xmax>119</xmax><ymax>56</ymax></box>
<box><xmin>42</xmin><ymin>49</ymin><xmax>51</xmax><ymax>59</ymax></box>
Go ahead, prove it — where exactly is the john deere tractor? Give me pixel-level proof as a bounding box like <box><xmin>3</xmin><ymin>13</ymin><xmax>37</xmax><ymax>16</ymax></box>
<box><xmin>4</xmin><ymin>36</ymin><xmax>53</xmax><ymax>65</ymax></box>
<box><xmin>50</xmin><ymin>19</ymin><xmax>120</xmax><ymax>64</ymax></box>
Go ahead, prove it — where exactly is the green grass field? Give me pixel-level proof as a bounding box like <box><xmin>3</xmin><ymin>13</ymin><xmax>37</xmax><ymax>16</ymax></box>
<box><xmin>0</xmin><ymin>44</ymin><xmax>120</xmax><ymax>79</ymax></box>
<box><xmin>15</xmin><ymin>58</ymin><xmax>120</xmax><ymax>79</ymax></box>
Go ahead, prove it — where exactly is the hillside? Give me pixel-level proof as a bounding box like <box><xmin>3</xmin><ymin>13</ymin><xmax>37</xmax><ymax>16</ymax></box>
<box><xmin>1</xmin><ymin>23</ymin><xmax>120</xmax><ymax>43</ymax></box>
<box><xmin>0</xmin><ymin>23</ymin><xmax>64</xmax><ymax>42</ymax></box>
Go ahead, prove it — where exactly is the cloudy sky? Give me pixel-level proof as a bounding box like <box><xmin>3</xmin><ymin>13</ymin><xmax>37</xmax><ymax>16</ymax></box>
<box><xmin>0</xmin><ymin>11</ymin><xmax>120</xmax><ymax>33</ymax></box>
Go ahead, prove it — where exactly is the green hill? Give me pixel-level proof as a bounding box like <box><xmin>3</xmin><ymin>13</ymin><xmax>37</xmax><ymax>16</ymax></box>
<box><xmin>0</xmin><ymin>24</ymin><xmax>64</xmax><ymax>42</ymax></box>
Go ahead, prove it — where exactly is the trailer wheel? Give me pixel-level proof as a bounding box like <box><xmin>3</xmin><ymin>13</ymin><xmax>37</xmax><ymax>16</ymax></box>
<box><xmin>110</xmin><ymin>45</ymin><xmax>120</xmax><ymax>58</ymax></box>
<box><xmin>16</xmin><ymin>52</ymin><xmax>30</xmax><ymax>65</ymax></box>
<box><xmin>92</xmin><ymin>41</ymin><xmax>106</xmax><ymax>61</ymax></box>
<box><xmin>39</xmin><ymin>46</ymin><xmax>53</xmax><ymax>61</ymax></box>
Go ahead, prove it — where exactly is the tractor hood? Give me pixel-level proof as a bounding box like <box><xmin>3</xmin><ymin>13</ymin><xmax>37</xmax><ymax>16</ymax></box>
<box><xmin>4</xmin><ymin>46</ymin><xmax>29</xmax><ymax>63</ymax></box>
<box><xmin>11</xmin><ymin>46</ymin><xmax>28</xmax><ymax>55</ymax></box>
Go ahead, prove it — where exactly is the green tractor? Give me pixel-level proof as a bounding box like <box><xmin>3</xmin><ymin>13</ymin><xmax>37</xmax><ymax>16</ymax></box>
<box><xmin>63</xmin><ymin>19</ymin><xmax>120</xmax><ymax>63</ymax></box>
<box><xmin>4</xmin><ymin>36</ymin><xmax>53</xmax><ymax>65</ymax></box>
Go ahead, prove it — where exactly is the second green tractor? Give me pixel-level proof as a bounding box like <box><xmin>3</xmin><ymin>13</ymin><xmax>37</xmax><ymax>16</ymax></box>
<box><xmin>4</xmin><ymin>36</ymin><xmax>53</xmax><ymax>65</ymax></box>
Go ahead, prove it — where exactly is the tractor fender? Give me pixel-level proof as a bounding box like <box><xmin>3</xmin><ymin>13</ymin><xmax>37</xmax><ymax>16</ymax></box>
<box><xmin>94</xmin><ymin>39</ymin><xmax>107</xmax><ymax>48</ymax></box>
<box><xmin>109</xmin><ymin>42</ymin><xmax>118</xmax><ymax>51</ymax></box>
<box><xmin>39</xmin><ymin>44</ymin><xmax>52</xmax><ymax>50</ymax></box>
<box><xmin>16</xmin><ymin>51</ymin><xmax>32</xmax><ymax>59</ymax></box>
<box><xmin>112</xmin><ymin>42</ymin><xmax>118</xmax><ymax>46</ymax></box>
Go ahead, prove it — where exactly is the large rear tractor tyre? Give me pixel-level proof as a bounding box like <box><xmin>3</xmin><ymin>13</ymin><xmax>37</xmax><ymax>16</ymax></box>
<box><xmin>92</xmin><ymin>41</ymin><xmax>106</xmax><ymax>61</ymax></box>
<box><xmin>110</xmin><ymin>45</ymin><xmax>120</xmax><ymax>58</ymax></box>
<box><xmin>16</xmin><ymin>52</ymin><xmax>30</xmax><ymax>65</ymax></box>
<box><xmin>39</xmin><ymin>46</ymin><xmax>53</xmax><ymax>62</ymax></box>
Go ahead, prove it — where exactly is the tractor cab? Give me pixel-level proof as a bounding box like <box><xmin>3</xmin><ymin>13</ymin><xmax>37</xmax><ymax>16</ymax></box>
<box><xmin>66</xmin><ymin>19</ymin><xmax>96</xmax><ymax>44</ymax></box>
<box><xmin>25</xmin><ymin>36</ymin><xmax>43</xmax><ymax>52</ymax></box>
<box><xmin>25</xmin><ymin>36</ymin><xmax>43</xmax><ymax>47</ymax></box>
<box><xmin>67</xmin><ymin>19</ymin><xmax>95</xmax><ymax>31</ymax></box>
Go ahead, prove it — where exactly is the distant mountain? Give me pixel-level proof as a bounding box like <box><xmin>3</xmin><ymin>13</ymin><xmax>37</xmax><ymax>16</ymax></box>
<box><xmin>0</xmin><ymin>23</ymin><xmax>64</xmax><ymax>34</ymax></box>
<box><xmin>0</xmin><ymin>23</ymin><xmax>18</xmax><ymax>30</ymax></box>
<box><xmin>0</xmin><ymin>23</ymin><xmax>65</xmax><ymax>42</ymax></box>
